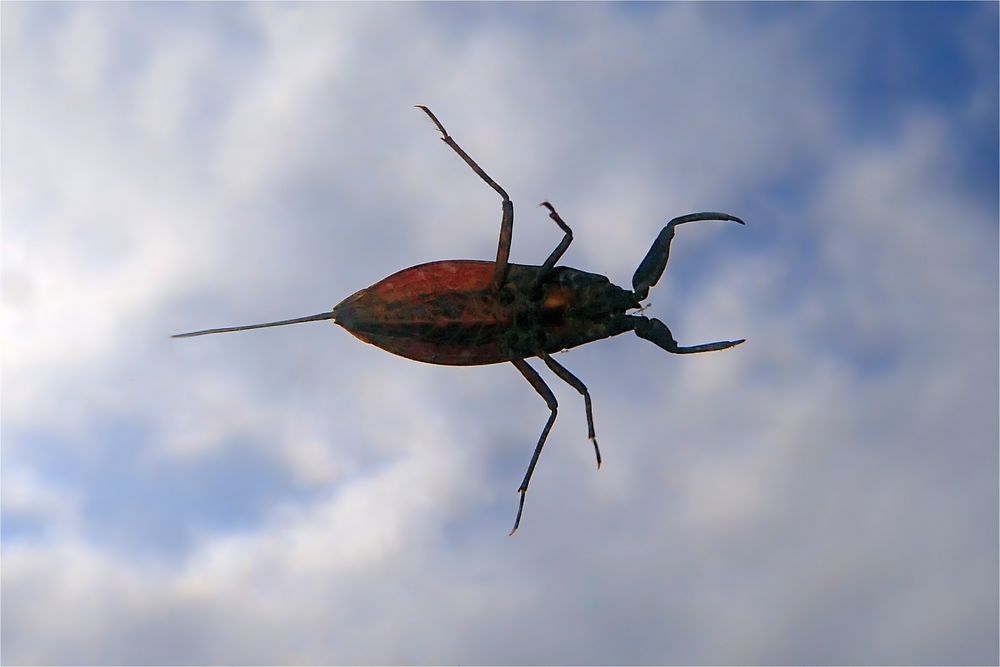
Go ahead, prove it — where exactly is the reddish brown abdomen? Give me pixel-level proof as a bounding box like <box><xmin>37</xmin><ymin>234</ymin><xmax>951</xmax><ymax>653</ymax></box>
<box><xmin>333</xmin><ymin>260</ymin><xmax>513</xmax><ymax>365</ymax></box>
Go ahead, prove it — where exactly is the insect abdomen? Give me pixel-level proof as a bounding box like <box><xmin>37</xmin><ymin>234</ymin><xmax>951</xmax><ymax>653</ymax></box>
<box><xmin>333</xmin><ymin>260</ymin><xmax>514</xmax><ymax>365</ymax></box>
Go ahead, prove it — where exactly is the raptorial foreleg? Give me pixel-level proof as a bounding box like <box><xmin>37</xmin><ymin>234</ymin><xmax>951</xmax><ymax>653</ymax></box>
<box><xmin>632</xmin><ymin>212</ymin><xmax>745</xmax><ymax>301</ymax></box>
<box><xmin>631</xmin><ymin>316</ymin><xmax>745</xmax><ymax>354</ymax></box>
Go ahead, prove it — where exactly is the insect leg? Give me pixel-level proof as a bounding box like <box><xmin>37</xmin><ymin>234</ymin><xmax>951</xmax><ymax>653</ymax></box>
<box><xmin>540</xmin><ymin>351</ymin><xmax>601</xmax><ymax>469</ymax></box>
<box><xmin>510</xmin><ymin>357</ymin><xmax>559</xmax><ymax>535</ymax></box>
<box><xmin>534</xmin><ymin>202</ymin><xmax>573</xmax><ymax>288</ymax></box>
<box><xmin>631</xmin><ymin>315</ymin><xmax>745</xmax><ymax>354</ymax></box>
<box><xmin>631</xmin><ymin>212</ymin><xmax>745</xmax><ymax>301</ymax></box>
<box><xmin>416</xmin><ymin>105</ymin><xmax>513</xmax><ymax>291</ymax></box>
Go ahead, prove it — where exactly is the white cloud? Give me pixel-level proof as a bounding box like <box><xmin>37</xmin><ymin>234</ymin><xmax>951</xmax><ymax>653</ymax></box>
<box><xmin>2</xmin><ymin>3</ymin><xmax>996</xmax><ymax>665</ymax></box>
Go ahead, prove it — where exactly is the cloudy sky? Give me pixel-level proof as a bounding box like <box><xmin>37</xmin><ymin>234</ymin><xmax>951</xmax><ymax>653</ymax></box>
<box><xmin>3</xmin><ymin>3</ymin><xmax>997</xmax><ymax>665</ymax></box>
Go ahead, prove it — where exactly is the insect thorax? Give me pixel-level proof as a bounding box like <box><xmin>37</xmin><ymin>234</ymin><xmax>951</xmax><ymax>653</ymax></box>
<box><xmin>500</xmin><ymin>265</ymin><xmax>639</xmax><ymax>357</ymax></box>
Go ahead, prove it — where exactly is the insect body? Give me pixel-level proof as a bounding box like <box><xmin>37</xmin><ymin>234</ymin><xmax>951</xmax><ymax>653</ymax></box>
<box><xmin>334</xmin><ymin>260</ymin><xmax>639</xmax><ymax>365</ymax></box>
<box><xmin>174</xmin><ymin>106</ymin><xmax>746</xmax><ymax>533</ymax></box>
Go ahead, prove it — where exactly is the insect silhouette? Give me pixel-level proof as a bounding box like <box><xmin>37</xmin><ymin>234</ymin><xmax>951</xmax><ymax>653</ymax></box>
<box><xmin>174</xmin><ymin>106</ymin><xmax>746</xmax><ymax>534</ymax></box>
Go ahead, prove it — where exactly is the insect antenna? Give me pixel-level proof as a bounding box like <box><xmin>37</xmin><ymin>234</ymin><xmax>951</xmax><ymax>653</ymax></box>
<box><xmin>172</xmin><ymin>311</ymin><xmax>335</xmax><ymax>338</ymax></box>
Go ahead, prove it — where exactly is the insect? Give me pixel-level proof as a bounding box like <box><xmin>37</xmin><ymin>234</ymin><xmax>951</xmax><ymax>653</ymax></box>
<box><xmin>174</xmin><ymin>106</ymin><xmax>746</xmax><ymax>533</ymax></box>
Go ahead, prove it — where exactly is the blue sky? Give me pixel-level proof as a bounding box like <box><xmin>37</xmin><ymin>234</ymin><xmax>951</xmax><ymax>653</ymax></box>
<box><xmin>3</xmin><ymin>2</ymin><xmax>997</xmax><ymax>664</ymax></box>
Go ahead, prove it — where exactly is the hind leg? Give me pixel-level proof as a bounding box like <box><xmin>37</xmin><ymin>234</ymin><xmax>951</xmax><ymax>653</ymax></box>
<box><xmin>510</xmin><ymin>358</ymin><xmax>559</xmax><ymax>535</ymax></box>
<box><xmin>417</xmin><ymin>106</ymin><xmax>514</xmax><ymax>292</ymax></box>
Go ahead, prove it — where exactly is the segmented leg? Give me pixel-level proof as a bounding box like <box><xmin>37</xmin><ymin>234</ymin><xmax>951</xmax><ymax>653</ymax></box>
<box><xmin>540</xmin><ymin>351</ymin><xmax>601</xmax><ymax>468</ymax></box>
<box><xmin>632</xmin><ymin>212</ymin><xmax>745</xmax><ymax>301</ymax></box>
<box><xmin>631</xmin><ymin>316</ymin><xmax>745</xmax><ymax>354</ymax></box>
<box><xmin>510</xmin><ymin>357</ymin><xmax>559</xmax><ymax>535</ymax></box>
<box><xmin>416</xmin><ymin>105</ymin><xmax>514</xmax><ymax>291</ymax></box>
<box><xmin>533</xmin><ymin>202</ymin><xmax>573</xmax><ymax>290</ymax></box>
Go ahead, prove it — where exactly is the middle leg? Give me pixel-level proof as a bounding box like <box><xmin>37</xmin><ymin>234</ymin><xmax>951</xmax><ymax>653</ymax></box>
<box><xmin>533</xmin><ymin>201</ymin><xmax>574</xmax><ymax>289</ymax></box>
<box><xmin>539</xmin><ymin>351</ymin><xmax>601</xmax><ymax>469</ymax></box>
